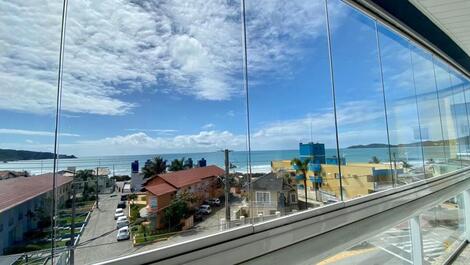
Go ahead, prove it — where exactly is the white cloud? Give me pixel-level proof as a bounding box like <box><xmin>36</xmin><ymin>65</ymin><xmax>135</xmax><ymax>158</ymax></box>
<box><xmin>61</xmin><ymin>131</ymin><xmax>245</xmax><ymax>156</ymax></box>
<box><xmin>0</xmin><ymin>128</ymin><xmax>79</xmax><ymax>137</ymax></box>
<box><xmin>202</xmin><ymin>123</ymin><xmax>215</xmax><ymax>129</ymax></box>
<box><xmin>0</xmin><ymin>0</ymin><xmax>342</xmax><ymax>116</ymax></box>
<box><xmin>59</xmin><ymin>99</ymin><xmax>392</xmax><ymax>155</ymax></box>
<box><xmin>125</xmin><ymin>128</ymin><xmax>178</xmax><ymax>135</ymax></box>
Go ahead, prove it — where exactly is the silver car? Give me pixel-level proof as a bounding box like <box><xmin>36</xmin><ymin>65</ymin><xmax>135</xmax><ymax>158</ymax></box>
<box><xmin>117</xmin><ymin>226</ymin><xmax>130</xmax><ymax>241</ymax></box>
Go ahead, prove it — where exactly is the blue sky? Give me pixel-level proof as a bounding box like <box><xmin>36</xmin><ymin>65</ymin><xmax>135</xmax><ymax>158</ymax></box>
<box><xmin>1</xmin><ymin>0</ymin><xmax>467</xmax><ymax>157</ymax></box>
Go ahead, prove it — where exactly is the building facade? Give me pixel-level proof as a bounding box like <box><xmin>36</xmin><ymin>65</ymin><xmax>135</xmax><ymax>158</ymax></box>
<box><xmin>0</xmin><ymin>173</ymin><xmax>72</xmax><ymax>254</ymax></box>
<box><xmin>144</xmin><ymin>166</ymin><xmax>225</xmax><ymax>230</ymax></box>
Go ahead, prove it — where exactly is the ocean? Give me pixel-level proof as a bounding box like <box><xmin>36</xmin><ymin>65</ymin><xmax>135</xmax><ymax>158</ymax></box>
<box><xmin>0</xmin><ymin>146</ymin><xmax>444</xmax><ymax>176</ymax></box>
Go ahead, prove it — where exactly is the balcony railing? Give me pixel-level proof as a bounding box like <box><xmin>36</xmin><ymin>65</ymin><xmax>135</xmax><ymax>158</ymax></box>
<box><xmin>97</xmin><ymin>166</ymin><xmax>470</xmax><ymax>265</ymax></box>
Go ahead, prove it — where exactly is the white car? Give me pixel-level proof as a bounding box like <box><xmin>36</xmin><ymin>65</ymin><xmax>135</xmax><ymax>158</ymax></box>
<box><xmin>198</xmin><ymin>204</ymin><xmax>212</xmax><ymax>214</ymax></box>
<box><xmin>116</xmin><ymin>216</ymin><xmax>130</xmax><ymax>229</ymax></box>
<box><xmin>117</xmin><ymin>226</ymin><xmax>130</xmax><ymax>241</ymax></box>
<box><xmin>114</xmin><ymin>208</ymin><xmax>124</xmax><ymax>220</ymax></box>
<box><xmin>209</xmin><ymin>198</ymin><xmax>221</xmax><ymax>206</ymax></box>
<box><xmin>117</xmin><ymin>216</ymin><xmax>128</xmax><ymax>222</ymax></box>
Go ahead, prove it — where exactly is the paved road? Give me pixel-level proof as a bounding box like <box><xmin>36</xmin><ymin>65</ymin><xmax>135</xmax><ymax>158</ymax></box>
<box><xmin>75</xmin><ymin>193</ymin><xmax>132</xmax><ymax>265</ymax></box>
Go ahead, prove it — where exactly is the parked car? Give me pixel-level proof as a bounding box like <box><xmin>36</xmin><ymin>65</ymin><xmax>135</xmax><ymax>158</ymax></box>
<box><xmin>198</xmin><ymin>204</ymin><xmax>212</xmax><ymax>214</ymax></box>
<box><xmin>116</xmin><ymin>218</ymin><xmax>130</xmax><ymax>229</ymax></box>
<box><xmin>208</xmin><ymin>198</ymin><xmax>221</xmax><ymax>207</ymax></box>
<box><xmin>117</xmin><ymin>201</ymin><xmax>126</xmax><ymax>209</ymax></box>
<box><xmin>117</xmin><ymin>216</ymin><xmax>129</xmax><ymax>223</ymax></box>
<box><xmin>117</xmin><ymin>226</ymin><xmax>130</xmax><ymax>241</ymax></box>
<box><xmin>114</xmin><ymin>208</ymin><xmax>124</xmax><ymax>220</ymax></box>
<box><xmin>120</xmin><ymin>194</ymin><xmax>128</xmax><ymax>201</ymax></box>
<box><xmin>194</xmin><ymin>211</ymin><xmax>203</xmax><ymax>222</ymax></box>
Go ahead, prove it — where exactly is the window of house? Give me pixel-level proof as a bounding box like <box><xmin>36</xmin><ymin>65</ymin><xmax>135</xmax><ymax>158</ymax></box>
<box><xmin>255</xmin><ymin>191</ymin><xmax>271</xmax><ymax>203</ymax></box>
<box><xmin>290</xmin><ymin>193</ymin><xmax>297</xmax><ymax>203</ymax></box>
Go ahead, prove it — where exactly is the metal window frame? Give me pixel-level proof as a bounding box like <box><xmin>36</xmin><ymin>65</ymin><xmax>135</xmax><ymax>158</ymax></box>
<box><xmin>343</xmin><ymin>0</ymin><xmax>470</xmax><ymax>79</ymax></box>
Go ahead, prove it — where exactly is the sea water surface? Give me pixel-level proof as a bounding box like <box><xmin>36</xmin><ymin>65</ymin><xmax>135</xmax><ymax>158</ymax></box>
<box><xmin>0</xmin><ymin>147</ymin><xmax>443</xmax><ymax>175</ymax></box>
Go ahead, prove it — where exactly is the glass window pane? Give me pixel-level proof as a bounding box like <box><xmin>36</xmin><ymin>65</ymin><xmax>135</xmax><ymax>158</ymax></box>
<box><xmin>434</xmin><ymin>59</ymin><xmax>464</xmax><ymax>171</ymax></box>
<box><xmin>420</xmin><ymin>195</ymin><xmax>466</xmax><ymax>264</ymax></box>
<box><xmin>59</xmin><ymin>1</ymin><xmax>247</xmax><ymax>263</ymax></box>
<box><xmin>328</xmin><ymin>0</ymin><xmax>392</xmax><ymax>199</ymax></box>
<box><xmin>449</xmin><ymin>69</ymin><xmax>470</xmax><ymax>164</ymax></box>
<box><xmin>410</xmin><ymin>46</ymin><xmax>447</xmax><ymax>177</ymax></box>
<box><xmin>246</xmin><ymin>0</ymin><xmax>339</xmax><ymax>215</ymax></box>
<box><xmin>0</xmin><ymin>0</ymin><xmax>64</xmax><ymax>261</ymax></box>
<box><xmin>318</xmin><ymin>221</ymin><xmax>412</xmax><ymax>265</ymax></box>
<box><xmin>461</xmin><ymin>75</ymin><xmax>470</xmax><ymax>163</ymax></box>
<box><xmin>377</xmin><ymin>25</ymin><xmax>425</xmax><ymax>186</ymax></box>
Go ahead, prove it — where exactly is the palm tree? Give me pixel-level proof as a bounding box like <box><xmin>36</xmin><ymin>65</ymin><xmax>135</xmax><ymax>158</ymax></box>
<box><xmin>169</xmin><ymin>157</ymin><xmax>185</xmax><ymax>172</ymax></box>
<box><xmin>129</xmin><ymin>193</ymin><xmax>137</xmax><ymax>205</ymax></box>
<box><xmin>369</xmin><ymin>156</ymin><xmax>381</xmax><ymax>164</ymax></box>
<box><xmin>142</xmin><ymin>156</ymin><xmax>167</xmax><ymax>179</ymax></box>
<box><xmin>291</xmin><ymin>158</ymin><xmax>311</xmax><ymax>210</ymax></box>
<box><xmin>184</xmin><ymin>158</ymin><xmax>194</xmax><ymax>169</ymax></box>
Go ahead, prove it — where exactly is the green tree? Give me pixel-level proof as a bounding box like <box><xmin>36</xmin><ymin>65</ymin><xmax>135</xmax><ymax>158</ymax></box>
<box><xmin>169</xmin><ymin>157</ymin><xmax>185</xmax><ymax>172</ymax></box>
<box><xmin>75</xmin><ymin>169</ymin><xmax>93</xmax><ymax>181</ymax></box>
<box><xmin>82</xmin><ymin>181</ymin><xmax>96</xmax><ymax>201</ymax></box>
<box><xmin>291</xmin><ymin>158</ymin><xmax>311</xmax><ymax>210</ymax></box>
<box><xmin>138</xmin><ymin>223</ymin><xmax>148</xmax><ymax>241</ymax></box>
<box><xmin>163</xmin><ymin>199</ymin><xmax>188</xmax><ymax>228</ymax></box>
<box><xmin>369</xmin><ymin>156</ymin><xmax>381</xmax><ymax>164</ymax></box>
<box><xmin>184</xmin><ymin>158</ymin><xmax>194</xmax><ymax>169</ymax></box>
<box><xmin>129</xmin><ymin>193</ymin><xmax>138</xmax><ymax>205</ymax></box>
<box><xmin>142</xmin><ymin>156</ymin><xmax>167</xmax><ymax>179</ymax></box>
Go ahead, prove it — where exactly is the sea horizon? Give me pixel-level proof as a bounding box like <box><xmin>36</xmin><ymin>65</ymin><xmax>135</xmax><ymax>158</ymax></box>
<box><xmin>0</xmin><ymin>146</ymin><xmax>442</xmax><ymax>176</ymax></box>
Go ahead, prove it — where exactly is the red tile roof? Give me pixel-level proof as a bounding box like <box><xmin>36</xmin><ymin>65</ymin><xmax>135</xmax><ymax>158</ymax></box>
<box><xmin>145</xmin><ymin>166</ymin><xmax>224</xmax><ymax>196</ymax></box>
<box><xmin>146</xmin><ymin>182</ymin><xmax>176</xmax><ymax>196</ymax></box>
<box><xmin>0</xmin><ymin>173</ymin><xmax>72</xmax><ymax>212</ymax></box>
<box><xmin>158</xmin><ymin>165</ymin><xmax>224</xmax><ymax>188</ymax></box>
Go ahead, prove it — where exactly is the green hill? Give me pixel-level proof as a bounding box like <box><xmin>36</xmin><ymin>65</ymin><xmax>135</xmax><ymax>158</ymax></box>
<box><xmin>0</xmin><ymin>148</ymin><xmax>76</xmax><ymax>162</ymax></box>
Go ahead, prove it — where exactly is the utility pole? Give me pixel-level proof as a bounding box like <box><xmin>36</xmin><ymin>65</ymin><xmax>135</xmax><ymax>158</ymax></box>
<box><xmin>96</xmin><ymin>166</ymin><xmax>99</xmax><ymax>209</ymax></box>
<box><xmin>224</xmin><ymin>149</ymin><xmax>231</xmax><ymax>222</ymax></box>
<box><xmin>70</xmin><ymin>179</ymin><xmax>76</xmax><ymax>265</ymax></box>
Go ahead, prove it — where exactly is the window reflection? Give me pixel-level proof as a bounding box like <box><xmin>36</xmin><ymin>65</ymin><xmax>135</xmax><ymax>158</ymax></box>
<box><xmin>0</xmin><ymin>0</ymin><xmax>64</xmax><ymax>260</ymax></box>
<box><xmin>377</xmin><ymin>25</ymin><xmax>425</xmax><ymax>186</ymax></box>
<box><xmin>410</xmin><ymin>46</ymin><xmax>447</xmax><ymax>177</ymax></box>
<box><xmin>327</xmin><ymin>0</ymin><xmax>392</xmax><ymax>199</ymax></box>
<box><xmin>420</xmin><ymin>195</ymin><xmax>465</xmax><ymax>264</ymax></box>
<box><xmin>1</xmin><ymin>0</ymin><xmax>470</xmax><ymax>263</ymax></box>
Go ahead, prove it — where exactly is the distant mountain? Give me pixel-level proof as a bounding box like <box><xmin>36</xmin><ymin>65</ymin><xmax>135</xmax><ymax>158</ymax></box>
<box><xmin>347</xmin><ymin>139</ymin><xmax>458</xmax><ymax>149</ymax></box>
<box><xmin>0</xmin><ymin>148</ymin><xmax>76</xmax><ymax>162</ymax></box>
<box><xmin>347</xmin><ymin>143</ymin><xmax>396</xmax><ymax>149</ymax></box>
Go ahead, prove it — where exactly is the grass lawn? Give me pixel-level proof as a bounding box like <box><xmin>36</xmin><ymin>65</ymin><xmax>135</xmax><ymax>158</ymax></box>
<box><xmin>58</xmin><ymin>215</ymin><xmax>87</xmax><ymax>226</ymax></box>
<box><xmin>134</xmin><ymin>232</ymin><xmax>170</xmax><ymax>245</ymax></box>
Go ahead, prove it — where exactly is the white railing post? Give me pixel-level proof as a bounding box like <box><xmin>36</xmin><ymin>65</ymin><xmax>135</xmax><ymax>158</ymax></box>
<box><xmin>463</xmin><ymin>189</ymin><xmax>470</xmax><ymax>241</ymax></box>
<box><xmin>410</xmin><ymin>216</ymin><xmax>424</xmax><ymax>265</ymax></box>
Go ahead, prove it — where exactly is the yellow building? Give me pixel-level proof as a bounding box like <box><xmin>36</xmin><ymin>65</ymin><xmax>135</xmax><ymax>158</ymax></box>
<box><xmin>272</xmin><ymin>160</ymin><xmax>396</xmax><ymax>201</ymax></box>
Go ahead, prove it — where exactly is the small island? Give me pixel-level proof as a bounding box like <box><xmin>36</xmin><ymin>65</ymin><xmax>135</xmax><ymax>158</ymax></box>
<box><xmin>0</xmin><ymin>148</ymin><xmax>76</xmax><ymax>162</ymax></box>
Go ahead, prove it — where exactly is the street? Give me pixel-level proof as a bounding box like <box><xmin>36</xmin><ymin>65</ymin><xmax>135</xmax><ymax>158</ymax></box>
<box><xmin>75</xmin><ymin>194</ymin><xmax>132</xmax><ymax>265</ymax></box>
<box><xmin>73</xmin><ymin>194</ymin><xmax>236</xmax><ymax>264</ymax></box>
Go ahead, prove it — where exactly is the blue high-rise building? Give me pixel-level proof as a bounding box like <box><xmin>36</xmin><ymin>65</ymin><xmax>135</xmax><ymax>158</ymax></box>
<box><xmin>299</xmin><ymin>142</ymin><xmax>325</xmax><ymax>164</ymax></box>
